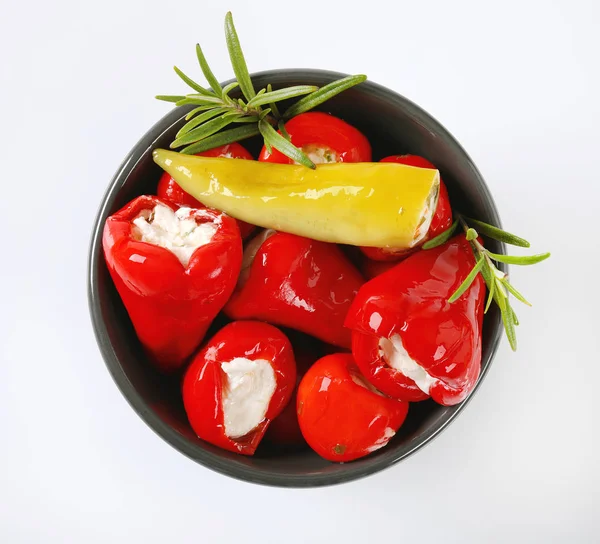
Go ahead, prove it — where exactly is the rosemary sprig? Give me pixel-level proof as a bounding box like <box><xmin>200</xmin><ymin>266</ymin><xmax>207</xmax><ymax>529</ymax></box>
<box><xmin>425</xmin><ymin>215</ymin><xmax>550</xmax><ymax>351</ymax></box>
<box><xmin>156</xmin><ymin>12</ymin><xmax>367</xmax><ymax>168</ymax></box>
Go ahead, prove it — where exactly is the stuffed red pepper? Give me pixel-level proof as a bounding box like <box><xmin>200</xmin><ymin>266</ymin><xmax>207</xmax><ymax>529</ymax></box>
<box><xmin>182</xmin><ymin>321</ymin><xmax>296</xmax><ymax>455</ymax></box>
<box><xmin>258</xmin><ymin>111</ymin><xmax>372</xmax><ymax>165</ymax></box>
<box><xmin>346</xmin><ymin>236</ymin><xmax>485</xmax><ymax>406</ymax></box>
<box><xmin>102</xmin><ymin>195</ymin><xmax>242</xmax><ymax>372</ymax></box>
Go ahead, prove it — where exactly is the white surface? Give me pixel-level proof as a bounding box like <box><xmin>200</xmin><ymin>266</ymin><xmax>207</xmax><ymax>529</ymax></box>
<box><xmin>1</xmin><ymin>1</ymin><xmax>599</xmax><ymax>542</ymax></box>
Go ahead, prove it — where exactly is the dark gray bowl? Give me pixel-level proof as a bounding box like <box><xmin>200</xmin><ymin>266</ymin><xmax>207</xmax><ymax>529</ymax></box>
<box><xmin>88</xmin><ymin>69</ymin><xmax>505</xmax><ymax>487</ymax></box>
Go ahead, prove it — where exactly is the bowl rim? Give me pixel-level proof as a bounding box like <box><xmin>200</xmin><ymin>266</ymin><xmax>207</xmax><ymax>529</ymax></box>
<box><xmin>87</xmin><ymin>68</ymin><xmax>505</xmax><ymax>487</ymax></box>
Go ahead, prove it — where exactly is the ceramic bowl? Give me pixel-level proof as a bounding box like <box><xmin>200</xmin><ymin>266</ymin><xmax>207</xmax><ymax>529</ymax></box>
<box><xmin>88</xmin><ymin>69</ymin><xmax>504</xmax><ymax>487</ymax></box>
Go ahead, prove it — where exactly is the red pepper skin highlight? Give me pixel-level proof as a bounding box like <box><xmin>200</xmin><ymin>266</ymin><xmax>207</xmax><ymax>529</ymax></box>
<box><xmin>258</xmin><ymin>112</ymin><xmax>372</xmax><ymax>164</ymax></box>
<box><xmin>346</xmin><ymin>235</ymin><xmax>485</xmax><ymax>406</ymax></box>
<box><xmin>225</xmin><ymin>232</ymin><xmax>364</xmax><ymax>348</ymax></box>
<box><xmin>102</xmin><ymin>195</ymin><xmax>242</xmax><ymax>372</ymax></box>
<box><xmin>360</xmin><ymin>155</ymin><xmax>453</xmax><ymax>262</ymax></box>
<box><xmin>297</xmin><ymin>353</ymin><xmax>409</xmax><ymax>462</ymax></box>
<box><xmin>157</xmin><ymin>143</ymin><xmax>256</xmax><ymax>239</ymax></box>
<box><xmin>182</xmin><ymin>321</ymin><xmax>296</xmax><ymax>455</ymax></box>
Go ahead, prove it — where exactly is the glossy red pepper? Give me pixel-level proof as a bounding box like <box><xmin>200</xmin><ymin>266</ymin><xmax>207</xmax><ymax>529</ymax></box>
<box><xmin>360</xmin><ymin>155</ymin><xmax>453</xmax><ymax>261</ymax></box>
<box><xmin>182</xmin><ymin>321</ymin><xmax>296</xmax><ymax>455</ymax></box>
<box><xmin>258</xmin><ymin>112</ymin><xmax>372</xmax><ymax>164</ymax></box>
<box><xmin>297</xmin><ymin>353</ymin><xmax>409</xmax><ymax>462</ymax></box>
<box><xmin>224</xmin><ymin>231</ymin><xmax>364</xmax><ymax>348</ymax></box>
<box><xmin>345</xmin><ymin>235</ymin><xmax>485</xmax><ymax>406</ymax></box>
<box><xmin>102</xmin><ymin>195</ymin><xmax>242</xmax><ymax>372</ymax></box>
<box><xmin>157</xmin><ymin>143</ymin><xmax>256</xmax><ymax>239</ymax></box>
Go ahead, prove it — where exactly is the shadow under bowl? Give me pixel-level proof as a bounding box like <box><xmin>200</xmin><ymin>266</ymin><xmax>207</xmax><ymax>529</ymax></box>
<box><xmin>88</xmin><ymin>69</ymin><xmax>505</xmax><ymax>487</ymax></box>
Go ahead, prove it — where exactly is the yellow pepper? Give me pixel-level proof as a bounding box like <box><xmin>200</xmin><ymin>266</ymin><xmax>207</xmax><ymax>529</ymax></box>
<box><xmin>152</xmin><ymin>149</ymin><xmax>440</xmax><ymax>248</ymax></box>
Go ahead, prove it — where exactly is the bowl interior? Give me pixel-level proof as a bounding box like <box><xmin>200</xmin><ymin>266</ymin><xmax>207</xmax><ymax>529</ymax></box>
<box><xmin>89</xmin><ymin>69</ymin><xmax>504</xmax><ymax>487</ymax></box>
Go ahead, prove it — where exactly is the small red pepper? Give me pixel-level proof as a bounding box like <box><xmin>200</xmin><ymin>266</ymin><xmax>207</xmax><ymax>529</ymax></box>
<box><xmin>258</xmin><ymin>112</ymin><xmax>372</xmax><ymax>164</ymax></box>
<box><xmin>345</xmin><ymin>235</ymin><xmax>485</xmax><ymax>406</ymax></box>
<box><xmin>182</xmin><ymin>321</ymin><xmax>297</xmax><ymax>455</ymax></box>
<box><xmin>360</xmin><ymin>155</ymin><xmax>453</xmax><ymax>262</ymax></box>
<box><xmin>224</xmin><ymin>231</ymin><xmax>364</xmax><ymax>348</ymax></box>
<box><xmin>157</xmin><ymin>143</ymin><xmax>256</xmax><ymax>239</ymax></box>
<box><xmin>296</xmin><ymin>353</ymin><xmax>409</xmax><ymax>462</ymax></box>
<box><xmin>102</xmin><ymin>195</ymin><xmax>242</xmax><ymax>372</ymax></box>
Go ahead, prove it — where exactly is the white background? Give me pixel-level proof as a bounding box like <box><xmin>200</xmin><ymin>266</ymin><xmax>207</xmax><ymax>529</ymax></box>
<box><xmin>1</xmin><ymin>0</ymin><xmax>599</xmax><ymax>542</ymax></box>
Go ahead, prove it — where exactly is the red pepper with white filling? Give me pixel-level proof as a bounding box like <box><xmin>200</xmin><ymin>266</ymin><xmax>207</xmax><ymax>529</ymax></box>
<box><xmin>258</xmin><ymin>112</ymin><xmax>372</xmax><ymax>165</ymax></box>
<box><xmin>346</xmin><ymin>235</ymin><xmax>485</xmax><ymax>406</ymax></box>
<box><xmin>182</xmin><ymin>321</ymin><xmax>296</xmax><ymax>455</ymax></box>
<box><xmin>102</xmin><ymin>195</ymin><xmax>242</xmax><ymax>372</ymax></box>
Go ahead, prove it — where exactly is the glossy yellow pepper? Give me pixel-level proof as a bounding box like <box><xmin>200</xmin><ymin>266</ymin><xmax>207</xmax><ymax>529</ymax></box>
<box><xmin>152</xmin><ymin>149</ymin><xmax>440</xmax><ymax>248</ymax></box>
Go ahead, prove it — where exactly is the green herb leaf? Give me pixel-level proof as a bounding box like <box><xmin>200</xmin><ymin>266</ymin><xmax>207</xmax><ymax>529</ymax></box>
<box><xmin>502</xmin><ymin>302</ymin><xmax>518</xmax><ymax>351</ymax></box>
<box><xmin>278</xmin><ymin>119</ymin><xmax>291</xmax><ymax>141</ymax></box>
<box><xmin>422</xmin><ymin>219</ymin><xmax>458</xmax><ymax>249</ymax></box>
<box><xmin>462</xmin><ymin>216</ymin><xmax>531</xmax><ymax>248</ymax></box>
<box><xmin>185</xmin><ymin>105</ymin><xmax>218</xmax><ymax>120</ymax></box>
<box><xmin>449</xmin><ymin>257</ymin><xmax>485</xmax><ymax>303</ymax></box>
<box><xmin>195</xmin><ymin>43</ymin><xmax>223</xmax><ymax>97</ymax></box>
<box><xmin>247</xmin><ymin>85</ymin><xmax>319</xmax><ymax>108</ymax></box>
<box><xmin>156</xmin><ymin>95</ymin><xmax>186</xmax><ymax>103</ymax></box>
<box><xmin>258</xmin><ymin>108</ymin><xmax>272</xmax><ymax>120</ymax></box>
<box><xmin>224</xmin><ymin>12</ymin><xmax>256</xmax><ymax>101</ymax></box>
<box><xmin>282</xmin><ymin>74</ymin><xmax>367</xmax><ymax>118</ymax></box>
<box><xmin>503</xmin><ymin>280</ymin><xmax>532</xmax><ymax>306</ymax></box>
<box><xmin>173</xmin><ymin>66</ymin><xmax>212</xmax><ymax>95</ymax></box>
<box><xmin>494</xmin><ymin>289</ymin><xmax>517</xmax><ymax>350</ymax></box>
<box><xmin>259</xmin><ymin>119</ymin><xmax>315</xmax><ymax>168</ymax></box>
<box><xmin>176</xmin><ymin>107</ymin><xmax>229</xmax><ymax>138</ymax></box>
<box><xmin>175</xmin><ymin>94</ymin><xmax>223</xmax><ymax>107</ymax></box>
<box><xmin>267</xmin><ymin>84</ymin><xmax>281</xmax><ymax>119</ymax></box>
<box><xmin>232</xmin><ymin>116</ymin><xmax>261</xmax><ymax>123</ymax></box>
<box><xmin>511</xmin><ymin>307</ymin><xmax>520</xmax><ymax>326</ymax></box>
<box><xmin>180</xmin><ymin>124</ymin><xmax>260</xmax><ymax>155</ymax></box>
<box><xmin>486</xmin><ymin>251</ymin><xmax>551</xmax><ymax>266</ymax></box>
<box><xmin>171</xmin><ymin>114</ymin><xmax>242</xmax><ymax>148</ymax></box>
<box><xmin>484</xmin><ymin>270</ymin><xmax>496</xmax><ymax>313</ymax></box>
<box><xmin>466</xmin><ymin>228</ymin><xmax>478</xmax><ymax>241</ymax></box>
<box><xmin>222</xmin><ymin>81</ymin><xmax>239</xmax><ymax>97</ymax></box>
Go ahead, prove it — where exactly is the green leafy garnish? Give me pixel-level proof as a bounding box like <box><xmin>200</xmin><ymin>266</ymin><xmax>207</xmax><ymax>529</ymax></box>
<box><xmin>156</xmin><ymin>12</ymin><xmax>367</xmax><ymax>167</ymax></box>
<box><xmin>428</xmin><ymin>215</ymin><xmax>550</xmax><ymax>351</ymax></box>
<box><xmin>422</xmin><ymin>219</ymin><xmax>459</xmax><ymax>249</ymax></box>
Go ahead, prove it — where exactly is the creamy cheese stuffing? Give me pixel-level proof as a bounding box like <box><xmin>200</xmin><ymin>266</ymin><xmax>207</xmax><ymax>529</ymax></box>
<box><xmin>379</xmin><ymin>334</ymin><xmax>439</xmax><ymax>395</ymax></box>
<box><xmin>302</xmin><ymin>144</ymin><xmax>339</xmax><ymax>164</ymax></box>
<box><xmin>220</xmin><ymin>357</ymin><xmax>277</xmax><ymax>439</ymax></box>
<box><xmin>132</xmin><ymin>204</ymin><xmax>217</xmax><ymax>267</ymax></box>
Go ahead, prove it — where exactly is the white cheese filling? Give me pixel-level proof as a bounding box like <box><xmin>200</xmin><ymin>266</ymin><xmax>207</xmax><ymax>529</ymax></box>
<box><xmin>132</xmin><ymin>204</ymin><xmax>217</xmax><ymax>267</ymax></box>
<box><xmin>220</xmin><ymin>357</ymin><xmax>277</xmax><ymax>439</ymax></box>
<box><xmin>379</xmin><ymin>334</ymin><xmax>439</xmax><ymax>395</ymax></box>
<box><xmin>302</xmin><ymin>144</ymin><xmax>339</xmax><ymax>164</ymax></box>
